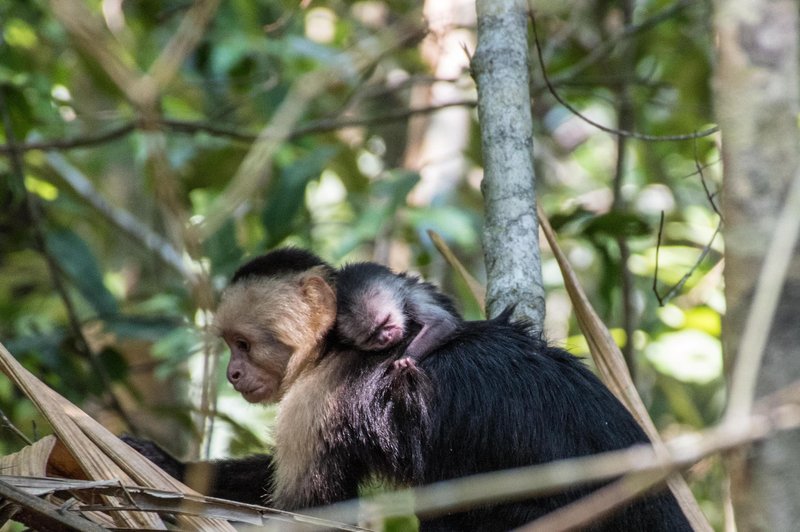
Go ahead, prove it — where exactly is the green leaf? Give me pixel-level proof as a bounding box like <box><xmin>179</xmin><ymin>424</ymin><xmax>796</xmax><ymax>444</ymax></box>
<box><xmin>45</xmin><ymin>228</ymin><xmax>118</xmax><ymax>317</ymax></box>
<box><xmin>582</xmin><ymin>211</ymin><xmax>651</xmax><ymax>238</ymax></box>
<box><xmin>103</xmin><ymin>315</ymin><xmax>183</xmax><ymax>342</ymax></box>
<box><xmin>98</xmin><ymin>346</ymin><xmax>129</xmax><ymax>381</ymax></box>
<box><xmin>334</xmin><ymin>170</ymin><xmax>420</xmax><ymax>257</ymax></box>
<box><xmin>205</xmin><ymin>219</ymin><xmax>244</xmax><ymax>278</ymax></box>
<box><xmin>262</xmin><ymin>146</ymin><xmax>338</xmax><ymax>247</ymax></box>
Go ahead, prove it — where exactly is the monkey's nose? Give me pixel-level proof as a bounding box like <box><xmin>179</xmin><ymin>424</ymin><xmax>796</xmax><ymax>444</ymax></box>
<box><xmin>228</xmin><ymin>368</ymin><xmax>242</xmax><ymax>383</ymax></box>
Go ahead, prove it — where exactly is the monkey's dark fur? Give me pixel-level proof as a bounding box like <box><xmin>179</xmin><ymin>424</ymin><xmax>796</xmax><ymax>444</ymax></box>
<box><xmin>132</xmin><ymin>248</ymin><xmax>691</xmax><ymax>531</ymax></box>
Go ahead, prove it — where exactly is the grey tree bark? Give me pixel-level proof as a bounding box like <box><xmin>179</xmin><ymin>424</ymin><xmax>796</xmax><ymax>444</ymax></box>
<box><xmin>472</xmin><ymin>0</ymin><xmax>545</xmax><ymax>328</ymax></box>
<box><xmin>714</xmin><ymin>1</ymin><xmax>800</xmax><ymax>530</ymax></box>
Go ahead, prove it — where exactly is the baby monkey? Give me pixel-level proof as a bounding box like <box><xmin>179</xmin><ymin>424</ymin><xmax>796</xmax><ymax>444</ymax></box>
<box><xmin>335</xmin><ymin>262</ymin><xmax>462</xmax><ymax>368</ymax></box>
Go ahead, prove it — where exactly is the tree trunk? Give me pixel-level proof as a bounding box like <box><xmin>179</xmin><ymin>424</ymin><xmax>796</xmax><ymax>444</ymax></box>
<box><xmin>472</xmin><ymin>0</ymin><xmax>545</xmax><ymax>328</ymax></box>
<box><xmin>714</xmin><ymin>1</ymin><xmax>800</xmax><ymax>529</ymax></box>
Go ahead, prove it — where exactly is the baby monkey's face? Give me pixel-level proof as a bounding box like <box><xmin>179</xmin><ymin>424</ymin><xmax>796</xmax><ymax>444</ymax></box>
<box><xmin>337</xmin><ymin>287</ymin><xmax>407</xmax><ymax>351</ymax></box>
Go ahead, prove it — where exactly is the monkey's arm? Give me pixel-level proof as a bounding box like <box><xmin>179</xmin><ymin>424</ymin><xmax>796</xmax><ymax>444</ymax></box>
<box><xmin>122</xmin><ymin>436</ymin><xmax>274</xmax><ymax>506</ymax></box>
<box><xmin>404</xmin><ymin>320</ymin><xmax>458</xmax><ymax>362</ymax></box>
<box><xmin>403</xmin><ymin>301</ymin><xmax>460</xmax><ymax>363</ymax></box>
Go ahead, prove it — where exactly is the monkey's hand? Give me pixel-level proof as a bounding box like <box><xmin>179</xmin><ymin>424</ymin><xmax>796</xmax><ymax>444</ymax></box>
<box><xmin>121</xmin><ymin>435</ymin><xmax>275</xmax><ymax>505</ymax></box>
<box><xmin>392</xmin><ymin>356</ymin><xmax>419</xmax><ymax>371</ymax></box>
<box><xmin>121</xmin><ymin>435</ymin><xmax>186</xmax><ymax>481</ymax></box>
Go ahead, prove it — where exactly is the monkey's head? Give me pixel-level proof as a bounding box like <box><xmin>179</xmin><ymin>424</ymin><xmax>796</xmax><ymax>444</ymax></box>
<box><xmin>214</xmin><ymin>249</ymin><xmax>337</xmax><ymax>403</ymax></box>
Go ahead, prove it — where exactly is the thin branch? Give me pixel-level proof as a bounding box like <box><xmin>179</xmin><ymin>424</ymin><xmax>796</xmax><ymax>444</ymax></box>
<box><xmin>288</xmin><ymin>100</ymin><xmax>477</xmax><ymax>138</ymax></box>
<box><xmin>0</xmin><ymin>408</ymin><xmax>32</xmax><ymax>446</ymax></box>
<box><xmin>519</xmin><ymin>469</ymin><xmax>670</xmax><ymax>532</ymax></box>
<box><xmin>654</xmin><ymin>145</ymin><xmax>723</xmax><ymax>305</ymax></box>
<box><xmin>0</xmin><ymin>100</ymin><xmax>477</xmax><ymax>155</ymax></box>
<box><xmin>679</xmin><ymin>158</ymin><xmax>721</xmax><ymax>180</ymax></box>
<box><xmin>653</xmin><ymin>214</ymin><xmax>722</xmax><ymax>306</ymax></box>
<box><xmin>309</xmin><ymin>380</ymin><xmax>800</xmax><ymax>526</ymax></box>
<box><xmin>724</xmin><ymin>164</ymin><xmax>800</xmax><ymax>421</ymax></box>
<box><xmin>693</xmin><ymin>138</ymin><xmax>722</xmax><ymax>218</ymax></box>
<box><xmin>147</xmin><ymin>0</ymin><xmax>221</xmax><ymax>91</ymax></box>
<box><xmin>530</xmin><ymin>13</ymin><xmax>718</xmax><ymax>142</ymax></box>
<box><xmin>0</xmin><ymin>123</ymin><xmax>135</xmax><ymax>154</ymax></box>
<box><xmin>653</xmin><ymin>211</ymin><xmax>666</xmax><ymax>305</ymax></box>
<box><xmin>611</xmin><ymin>0</ymin><xmax>637</xmax><ymax>377</ymax></box>
<box><xmin>539</xmin><ymin>0</ymin><xmax>694</xmax><ymax>87</ymax></box>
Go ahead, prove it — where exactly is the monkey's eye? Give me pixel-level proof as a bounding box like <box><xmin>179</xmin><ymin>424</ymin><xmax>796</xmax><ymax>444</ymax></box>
<box><xmin>234</xmin><ymin>338</ymin><xmax>250</xmax><ymax>353</ymax></box>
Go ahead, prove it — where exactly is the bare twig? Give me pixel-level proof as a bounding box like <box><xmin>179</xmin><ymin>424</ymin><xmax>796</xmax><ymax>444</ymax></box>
<box><xmin>0</xmin><ymin>100</ymin><xmax>477</xmax><ymax>155</ymax></box>
<box><xmin>693</xmin><ymin>138</ymin><xmax>723</xmax><ymax>218</ymax></box>
<box><xmin>653</xmin><ymin>211</ymin><xmax>666</xmax><ymax>304</ymax></box>
<box><xmin>533</xmin><ymin>0</ymin><xmax>694</xmax><ymax>89</ymax></box>
<box><xmin>518</xmin><ymin>469</ymin><xmax>670</xmax><ymax>532</ymax></box>
<box><xmin>611</xmin><ymin>0</ymin><xmax>637</xmax><ymax>376</ymax></box>
<box><xmin>724</xmin><ymin>166</ymin><xmax>800</xmax><ymax>420</ymax></box>
<box><xmin>288</xmin><ymin>100</ymin><xmax>476</xmax><ymax>138</ymax></box>
<box><xmin>310</xmin><ymin>380</ymin><xmax>800</xmax><ymax>526</ymax></box>
<box><xmin>147</xmin><ymin>0</ymin><xmax>221</xmax><ymax>91</ymax></box>
<box><xmin>0</xmin><ymin>408</ymin><xmax>32</xmax><ymax>446</ymax></box>
<box><xmin>0</xmin><ymin>123</ymin><xmax>135</xmax><ymax>154</ymax></box>
<box><xmin>653</xmin><ymin>212</ymin><xmax>722</xmax><ymax>306</ymax></box>
<box><xmin>427</xmin><ymin>229</ymin><xmax>486</xmax><ymax>313</ymax></box>
<box><xmin>653</xmin><ymin>142</ymin><xmax>723</xmax><ymax>305</ymax></box>
<box><xmin>530</xmin><ymin>13</ymin><xmax>718</xmax><ymax>142</ymax></box>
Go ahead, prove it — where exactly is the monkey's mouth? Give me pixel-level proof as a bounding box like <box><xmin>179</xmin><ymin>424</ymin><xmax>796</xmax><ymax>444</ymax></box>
<box><xmin>239</xmin><ymin>384</ymin><xmax>271</xmax><ymax>403</ymax></box>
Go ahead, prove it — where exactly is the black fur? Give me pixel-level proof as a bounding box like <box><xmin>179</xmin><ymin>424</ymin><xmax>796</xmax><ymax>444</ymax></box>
<box><xmin>231</xmin><ymin>247</ymin><xmax>334</xmax><ymax>283</ymax></box>
<box><xmin>416</xmin><ymin>316</ymin><xmax>688</xmax><ymax>530</ymax></box>
<box><xmin>336</xmin><ymin>262</ymin><xmax>461</xmax><ymax>321</ymax></box>
<box><xmin>122</xmin><ymin>436</ymin><xmax>274</xmax><ymax>507</ymax></box>
<box><xmin>133</xmin><ymin>249</ymin><xmax>691</xmax><ymax>530</ymax></box>
<box><xmin>270</xmin><ymin>313</ymin><xmax>690</xmax><ymax>530</ymax></box>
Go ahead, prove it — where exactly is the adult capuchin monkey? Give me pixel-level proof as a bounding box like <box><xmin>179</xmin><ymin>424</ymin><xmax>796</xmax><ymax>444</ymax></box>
<box><xmin>128</xmin><ymin>248</ymin><xmax>691</xmax><ymax>531</ymax></box>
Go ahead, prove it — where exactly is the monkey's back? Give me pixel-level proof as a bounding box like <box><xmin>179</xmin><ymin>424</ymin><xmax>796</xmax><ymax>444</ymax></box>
<box><xmin>280</xmin><ymin>313</ymin><xmax>691</xmax><ymax>530</ymax></box>
<box><xmin>412</xmin><ymin>314</ymin><xmax>690</xmax><ymax>531</ymax></box>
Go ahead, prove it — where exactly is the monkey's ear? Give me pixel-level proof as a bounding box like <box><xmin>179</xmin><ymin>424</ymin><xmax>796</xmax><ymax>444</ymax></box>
<box><xmin>300</xmin><ymin>274</ymin><xmax>337</xmax><ymax>336</ymax></box>
<box><xmin>300</xmin><ymin>274</ymin><xmax>336</xmax><ymax>312</ymax></box>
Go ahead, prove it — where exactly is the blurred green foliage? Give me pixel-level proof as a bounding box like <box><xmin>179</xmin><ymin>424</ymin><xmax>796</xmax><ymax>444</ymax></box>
<box><xmin>0</xmin><ymin>0</ymin><xmax>724</xmax><ymax>528</ymax></box>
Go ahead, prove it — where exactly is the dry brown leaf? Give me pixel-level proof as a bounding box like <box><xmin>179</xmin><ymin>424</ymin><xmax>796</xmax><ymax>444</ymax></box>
<box><xmin>537</xmin><ymin>206</ymin><xmax>711</xmax><ymax>532</ymax></box>
<box><xmin>0</xmin><ymin>341</ymin><xmax>235</xmax><ymax>530</ymax></box>
<box><xmin>0</xmin><ymin>435</ymin><xmax>58</xmax><ymax>477</ymax></box>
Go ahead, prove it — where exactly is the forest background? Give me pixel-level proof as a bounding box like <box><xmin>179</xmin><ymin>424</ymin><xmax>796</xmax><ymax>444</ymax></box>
<box><xmin>0</xmin><ymin>0</ymin><xmax>796</xmax><ymax>530</ymax></box>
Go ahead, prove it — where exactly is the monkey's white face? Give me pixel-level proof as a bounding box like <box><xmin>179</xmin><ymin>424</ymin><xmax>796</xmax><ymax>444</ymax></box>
<box><xmin>220</xmin><ymin>328</ymin><xmax>292</xmax><ymax>403</ymax></box>
<box><xmin>214</xmin><ymin>271</ymin><xmax>337</xmax><ymax>403</ymax></box>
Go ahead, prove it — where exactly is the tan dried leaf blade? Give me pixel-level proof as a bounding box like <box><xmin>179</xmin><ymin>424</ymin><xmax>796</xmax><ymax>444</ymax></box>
<box><xmin>0</xmin><ymin>341</ymin><xmax>234</xmax><ymax>530</ymax></box>
<box><xmin>537</xmin><ymin>207</ymin><xmax>711</xmax><ymax>532</ymax></box>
